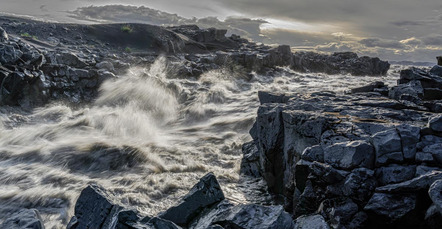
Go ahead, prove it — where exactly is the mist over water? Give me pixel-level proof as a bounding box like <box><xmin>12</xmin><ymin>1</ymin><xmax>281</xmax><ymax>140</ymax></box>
<box><xmin>0</xmin><ymin>56</ymin><xmax>400</xmax><ymax>228</ymax></box>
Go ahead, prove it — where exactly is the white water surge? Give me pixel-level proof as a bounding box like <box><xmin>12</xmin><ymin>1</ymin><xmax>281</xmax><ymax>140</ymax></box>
<box><xmin>0</xmin><ymin>57</ymin><xmax>401</xmax><ymax>228</ymax></box>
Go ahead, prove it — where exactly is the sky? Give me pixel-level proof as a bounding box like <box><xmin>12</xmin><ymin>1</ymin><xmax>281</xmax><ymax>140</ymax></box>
<box><xmin>0</xmin><ymin>0</ymin><xmax>441</xmax><ymax>62</ymax></box>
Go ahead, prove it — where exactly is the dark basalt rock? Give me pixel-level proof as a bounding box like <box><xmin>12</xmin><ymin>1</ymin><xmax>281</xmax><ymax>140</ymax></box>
<box><xmin>364</xmin><ymin>193</ymin><xmax>416</xmax><ymax>225</ymax></box>
<box><xmin>159</xmin><ymin>172</ymin><xmax>225</xmax><ymax>227</ymax></box>
<box><xmin>292</xmin><ymin>51</ymin><xmax>390</xmax><ymax>76</ymax></box>
<box><xmin>323</xmin><ymin>140</ymin><xmax>375</xmax><ymax>170</ymax></box>
<box><xmin>0</xmin><ymin>209</ymin><xmax>45</xmax><ymax>229</ymax></box>
<box><xmin>67</xmin><ymin>184</ymin><xmax>123</xmax><ymax>229</ymax></box>
<box><xmin>240</xmin><ymin>141</ymin><xmax>261</xmax><ymax>177</ymax></box>
<box><xmin>211</xmin><ymin>204</ymin><xmax>295</xmax><ymax>229</ymax></box>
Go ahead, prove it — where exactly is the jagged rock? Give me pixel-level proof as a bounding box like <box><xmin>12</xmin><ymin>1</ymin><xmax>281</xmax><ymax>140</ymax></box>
<box><xmin>0</xmin><ymin>26</ymin><xmax>8</xmax><ymax>42</ymax></box>
<box><xmin>370</xmin><ymin>129</ymin><xmax>403</xmax><ymax>166</ymax></box>
<box><xmin>429</xmin><ymin>179</ymin><xmax>442</xmax><ymax>214</ymax></box>
<box><xmin>398</xmin><ymin>67</ymin><xmax>442</xmax><ymax>100</ymax></box>
<box><xmin>317</xmin><ymin>198</ymin><xmax>358</xmax><ymax>228</ymax></box>
<box><xmin>376</xmin><ymin>171</ymin><xmax>442</xmax><ymax>193</ymax></box>
<box><xmin>262</xmin><ymin>45</ymin><xmax>293</xmax><ymax>68</ymax></box>
<box><xmin>350</xmin><ymin>81</ymin><xmax>386</xmax><ymax>94</ymax></box>
<box><xmin>423</xmin><ymin>143</ymin><xmax>442</xmax><ymax>165</ymax></box>
<box><xmin>292</xmin><ymin>52</ymin><xmax>390</xmax><ymax>76</ymax></box>
<box><xmin>159</xmin><ymin>173</ymin><xmax>225</xmax><ymax>227</ymax></box>
<box><xmin>396</xmin><ymin>124</ymin><xmax>420</xmax><ymax>160</ymax></box>
<box><xmin>0</xmin><ymin>209</ymin><xmax>45</xmax><ymax>229</ymax></box>
<box><xmin>388</xmin><ymin>80</ymin><xmax>424</xmax><ymax>101</ymax></box>
<box><xmin>0</xmin><ymin>44</ymin><xmax>23</xmax><ymax>64</ymax></box>
<box><xmin>47</xmin><ymin>51</ymin><xmax>88</xmax><ymax>68</ymax></box>
<box><xmin>323</xmin><ymin>140</ymin><xmax>375</xmax><ymax>170</ymax></box>
<box><xmin>294</xmin><ymin>214</ymin><xmax>330</xmax><ymax>229</ymax></box>
<box><xmin>376</xmin><ymin>165</ymin><xmax>416</xmax><ymax>185</ymax></box>
<box><xmin>429</xmin><ymin>115</ymin><xmax>442</xmax><ymax>132</ymax></box>
<box><xmin>116</xmin><ymin>209</ymin><xmax>141</xmax><ymax>229</ymax></box>
<box><xmin>211</xmin><ymin>204</ymin><xmax>295</xmax><ymax>229</ymax></box>
<box><xmin>308</xmin><ymin>161</ymin><xmax>349</xmax><ymax>185</ymax></box>
<box><xmin>240</xmin><ymin>141</ymin><xmax>261</xmax><ymax>177</ymax></box>
<box><xmin>364</xmin><ymin>193</ymin><xmax>416</xmax><ymax>224</ymax></box>
<box><xmin>430</xmin><ymin>65</ymin><xmax>442</xmax><ymax>77</ymax></box>
<box><xmin>67</xmin><ymin>184</ymin><xmax>123</xmax><ymax>229</ymax></box>
<box><xmin>339</xmin><ymin>168</ymin><xmax>377</xmax><ymax>202</ymax></box>
<box><xmin>438</xmin><ymin>57</ymin><xmax>442</xmax><ymax>66</ymax></box>
<box><xmin>301</xmin><ymin>145</ymin><xmax>324</xmax><ymax>163</ymax></box>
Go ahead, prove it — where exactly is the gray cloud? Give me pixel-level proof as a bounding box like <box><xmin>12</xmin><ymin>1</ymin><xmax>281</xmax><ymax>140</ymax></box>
<box><xmin>359</xmin><ymin>38</ymin><xmax>406</xmax><ymax>49</ymax></box>
<box><xmin>421</xmin><ymin>34</ymin><xmax>442</xmax><ymax>46</ymax></box>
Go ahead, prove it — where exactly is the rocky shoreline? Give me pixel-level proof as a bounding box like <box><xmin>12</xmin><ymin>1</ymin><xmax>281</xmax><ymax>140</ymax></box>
<box><xmin>241</xmin><ymin>65</ymin><xmax>442</xmax><ymax>228</ymax></box>
<box><xmin>1</xmin><ymin>15</ymin><xmax>441</xmax><ymax>229</ymax></box>
<box><xmin>0</xmin><ymin>16</ymin><xmax>389</xmax><ymax>107</ymax></box>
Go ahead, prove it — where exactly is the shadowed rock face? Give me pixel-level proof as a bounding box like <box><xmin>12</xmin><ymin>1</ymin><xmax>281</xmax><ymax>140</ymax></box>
<box><xmin>159</xmin><ymin>172</ymin><xmax>225</xmax><ymax>227</ymax></box>
<box><xmin>437</xmin><ymin>56</ymin><xmax>442</xmax><ymax>66</ymax></box>
<box><xmin>62</xmin><ymin>173</ymin><xmax>295</xmax><ymax>229</ymax></box>
<box><xmin>241</xmin><ymin>85</ymin><xmax>442</xmax><ymax>228</ymax></box>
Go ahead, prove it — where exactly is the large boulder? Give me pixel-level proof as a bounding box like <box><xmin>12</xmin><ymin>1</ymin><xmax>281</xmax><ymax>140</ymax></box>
<box><xmin>370</xmin><ymin>129</ymin><xmax>403</xmax><ymax>166</ymax></box>
<box><xmin>376</xmin><ymin>165</ymin><xmax>416</xmax><ymax>186</ymax></box>
<box><xmin>211</xmin><ymin>204</ymin><xmax>295</xmax><ymax>229</ymax></box>
<box><xmin>437</xmin><ymin>56</ymin><xmax>442</xmax><ymax>66</ymax></box>
<box><xmin>0</xmin><ymin>209</ymin><xmax>45</xmax><ymax>229</ymax></box>
<box><xmin>396</xmin><ymin>124</ymin><xmax>420</xmax><ymax>160</ymax></box>
<box><xmin>430</xmin><ymin>65</ymin><xmax>442</xmax><ymax>77</ymax></box>
<box><xmin>67</xmin><ymin>184</ymin><xmax>123</xmax><ymax>229</ymax></box>
<box><xmin>47</xmin><ymin>51</ymin><xmax>88</xmax><ymax>68</ymax></box>
<box><xmin>388</xmin><ymin>80</ymin><xmax>424</xmax><ymax>102</ymax></box>
<box><xmin>159</xmin><ymin>173</ymin><xmax>225</xmax><ymax>227</ymax></box>
<box><xmin>364</xmin><ymin>193</ymin><xmax>416</xmax><ymax>225</ymax></box>
<box><xmin>323</xmin><ymin>140</ymin><xmax>375</xmax><ymax>170</ymax></box>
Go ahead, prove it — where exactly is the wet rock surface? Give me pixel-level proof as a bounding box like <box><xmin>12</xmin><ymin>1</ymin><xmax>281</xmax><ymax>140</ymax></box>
<box><xmin>241</xmin><ymin>69</ymin><xmax>442</xmax><ymax>228</ymax></box>
<box><xmin>63</xmin><ymin>173</ymin><xmax>294</xmax><ymax>229</ymax></box>
<box><xmin>0</xmin><ymin>16</ymin><xmax>390</xmax><ymax>108</ymax></box>
<box><xmin>0</xmin><ymin>209</ymin><xmax>45</xmax><ymax>229</ymax></box>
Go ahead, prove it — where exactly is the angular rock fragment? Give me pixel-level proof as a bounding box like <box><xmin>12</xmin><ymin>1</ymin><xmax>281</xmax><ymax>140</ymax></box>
<box><xmin>159</xmin><ymin>173</ymin><xmax>225</xmax><ymax>227</ymax></box>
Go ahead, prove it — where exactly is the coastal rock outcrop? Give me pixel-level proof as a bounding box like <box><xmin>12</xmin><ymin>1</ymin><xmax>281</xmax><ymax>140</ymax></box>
<box><xmin>63</xmin><ymin>173</ymin><xmax>294</xmax><ymax>229</ymax></box>
<box><xmin>241</xmin><ymin>85</ymin><xmax>442</xmax><ymax>228</ymax></box>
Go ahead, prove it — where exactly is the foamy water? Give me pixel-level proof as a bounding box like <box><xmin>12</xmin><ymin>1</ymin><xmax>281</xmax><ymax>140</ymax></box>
<box><xmin>0</xmin><ymin>57</ymin><xmax>401</xmax><ymax>228</ymax></box>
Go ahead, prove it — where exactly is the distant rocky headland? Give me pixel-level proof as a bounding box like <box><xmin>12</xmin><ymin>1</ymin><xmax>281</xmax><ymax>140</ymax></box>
<box><xmin>1</xmin><ymin>15</ymin><xmax>441</xmax><ymax>229</ymax></box>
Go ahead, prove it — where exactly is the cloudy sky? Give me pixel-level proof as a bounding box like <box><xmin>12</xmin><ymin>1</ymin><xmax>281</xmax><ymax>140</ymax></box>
<box><xmin>1</xmin><ymin>0</ymin><xmax>441</xmax><ymax>62</ymax></box>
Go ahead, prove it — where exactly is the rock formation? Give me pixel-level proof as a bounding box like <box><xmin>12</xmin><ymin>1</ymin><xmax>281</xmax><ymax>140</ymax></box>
<box><xmin>241</xmin><ymin>66</ymin><xmax>442</xmax><ymax>227</ymax></box>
